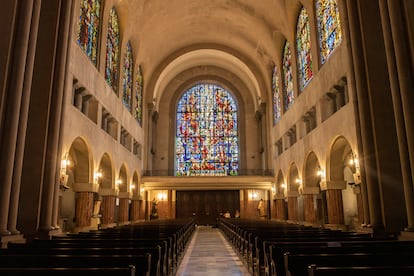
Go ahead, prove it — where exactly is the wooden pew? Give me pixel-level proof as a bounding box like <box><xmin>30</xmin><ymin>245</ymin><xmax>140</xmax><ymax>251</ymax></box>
<box><xmin>0</xmin><ymin>253</ymin><xmax>151</xmax><ymax>276</ymax></box>
<box><xmin>284</xmin><ymin>251</ymin><xmax>414</xmax><ymax>276</ymax></box>
<box><xmin>307</xmin><ymin>264</ymin><xmax>414</xmax><ymax>276</ymax></box>
<box><xmin>0</xmin><ymin>266</ymin><xmax>136</xmax><ymax>276</ymax></box>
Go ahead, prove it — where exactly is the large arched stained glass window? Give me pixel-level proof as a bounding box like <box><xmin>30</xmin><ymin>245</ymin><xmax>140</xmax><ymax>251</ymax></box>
<box><xmin>105</xmin><ymin>8</ymin><xmax>120</xmax><ymax>92</ymax></box>
<box><xmin>296</xmin><ymin>7</ymin><xmax>313</xmax><ymax>91</ymax></box>
<box><xmin>272</xmin><ymin>65</ymin><xmax>281</xmax><ymax>125</ymax></box>
<box><xmin>316</xmin><ymin>0</ymin><xmax>343</xmax><ymax>64</ymax></box>
<box><xmin>283</xmin><ymin>42</ymin><xmax>294</xmax><ymax>111</ymax></box>
<box><xmin>122</xmin><ymin>41</ymin><xmax>133</xmax><ymax>111</ymax></box>
<box><xmin>134</xmin><ymin>65</ymin><xmax>143</xmax><ymax>126</ymax></box>
<box><xmin>176</xmin><ymin>84</ymin><xmax>239</xmax><ymax>176</ymax></box>
<box><xmin>77</xmin><ymin>0</ymin><xmax>101</xmax><ymax>65</ymax></box>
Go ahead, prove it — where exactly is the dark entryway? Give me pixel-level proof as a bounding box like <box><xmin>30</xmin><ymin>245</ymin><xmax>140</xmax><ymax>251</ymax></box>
<box><xmin>176</xmin><ymin>190</ymin><xmax>240</xmax><ymax>225</ymax></box>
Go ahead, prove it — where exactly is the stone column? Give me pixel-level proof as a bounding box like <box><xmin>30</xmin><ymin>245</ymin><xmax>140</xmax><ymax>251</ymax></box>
<box><xmin>274</xmin><ymin>195</ymin><xmax>286</xmax><ymax>221</ymax></box>
<box><xmin>345</xmin><ymin>0</ymin><xmax>383</xmax><ymax>229</ymax></box>
<box><xmin>322</xmin><ymin>181</ymin><xmax>345</xmax><ymax>226</ymax></box>
<box><xmin>384</xmin><ymin>0</ymin><xmax>414</xmax><ymax>232</ymax></box>
<box><xmin>130</xmin><ymin>194</ymin><xmax>140</xmax><ymax>222</ymax></box>
<box><xmin>118</xmin><ymin>192</ymin><xmax>132</xmax><ymax>225</ymax></box>
<box><xmin>72</xmin><ymin>183</ymin><xmax>98</xmax><ymax>233</ymax></box>
<box><xmin>287</xmin><ymin>191</ymin><xmax>299</xmax><ymax>222</ymax></box>
<box><xmin>7</xmin><ymin>0</ymin><xmax>41</xmax><ymax>236</ymax></box>
<box><xmin>0</xmin><ymin>0</ymin><xmax>33</xmax><ymax>236</ymax></box>
<box><xmin>99</xmin><ymin>188</ymin><xmax>118</xmax><ymax>227</ymax></box>
<box><xmin>302</xmin><ymin>187</ymin><xmax>320</xmax><ymax>225</ymax></box>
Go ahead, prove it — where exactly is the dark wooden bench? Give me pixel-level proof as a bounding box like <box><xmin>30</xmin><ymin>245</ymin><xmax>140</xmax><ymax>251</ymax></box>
<box><xmin>0</xmin><ymin>253</ymin><xmax>151</xmax><ymax>276</ymax></box>
<box><xmin>285</xmin><ymin>251</ymin><xmax>414</xmax><ymax>276</ymax></box>
<box><xmin>0</xmin><ymin>266</ymin><xmax>136</xmax><ymax>276</ymax></box>
<box><xmin>307</xmin><ymin>264</ymin><xmax>414</xmax><ymax>276</ymax></box>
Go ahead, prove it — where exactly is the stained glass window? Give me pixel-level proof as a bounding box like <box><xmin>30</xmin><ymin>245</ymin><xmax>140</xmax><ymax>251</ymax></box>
<box><xmin>296</xmin><ymin>7</ymin><xmax>313</xmax><ymax>91</ymax></box>
<box><xmin>175</xmin><ymin>84</ymin><xmax>239</xmax><ymax>176</ymax></box>
<box><xmin>283</xmin><ymin>42</ymin><xmax>294</xmax><ymax>111</ymax></box>
<box><xmin>77</xmin><ymin>0</ymin><xmax>101</xmax><ymax>65</ymax></box>
<box><xmin>122</xmin><ymin>41</ymin><xmax>133</xmax><ymax>111</ymax></box>
<box><xmin>134</xmin><ymin>65</ymin><xmax>143</xmax><ymax>126</ymax></box>
<box><xmin>105</xmin><ymin>7</ymin><xmax>120</xmax><ymax>92</ymax></box>
<box><xmin>316</xmin><ymin>0</ymin><xmax>343</xmax><ymax>64</ymax></box>
<box><xmin>272</xmin><ymin>65</ymin><xmax>281</xmax><ymax>125</ymax></box>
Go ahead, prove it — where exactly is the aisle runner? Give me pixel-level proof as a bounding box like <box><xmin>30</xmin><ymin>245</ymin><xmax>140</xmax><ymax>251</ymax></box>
<box><xmin>176</xmin><ymin>226</ymin><xmax>251</xmax><ymax>275</ymax></box>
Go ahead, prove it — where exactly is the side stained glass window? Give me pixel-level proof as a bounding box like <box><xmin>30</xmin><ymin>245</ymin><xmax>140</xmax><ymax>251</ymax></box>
<box><xmin>105</xmin><ymin>8</ymin><xmax>120</xmax><ymax>92</ymax></box>
<box><xmin>134</xmin><ymin>65</ymin><xmax>143</xmax><ymax>126</ymax></box>
<box><xmin>296</xmin><ymin>7</ymin><xmax>313</xmax><ymax>91</ymax></box>
<box><xmin>122</xmin><ymin>41</ymin><xmax>133</xmax><ymax>111</ymax></box>
<box><xmin>272</xmin><ymin>65</ymin><xmax>281</xmax><ymax>125</ymax></box>
<box><xmin>175</xmin><ymin>84</ymin><xmax>239</xmax><ymax>176</ymax></box>
<box><xmin>77</xmin><ymin>0</ymin><xmax>101</xmax><ymax>65</ymax></box>
<box><xmin>316</xmin><ymin>0</ymin><xmax>343</xmax><ymax>64</ymax></box>
<box><xmin>283</xmin><ymin>42</ymin><xmax>294</xmax><ymax>111</ymax></box>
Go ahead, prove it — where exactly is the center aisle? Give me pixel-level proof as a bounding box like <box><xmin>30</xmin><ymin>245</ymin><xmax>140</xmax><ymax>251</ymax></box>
<box><xmin>176</xmin><ymin>225</ymin><xmax>251</xmax><ymax>276</ymax></box>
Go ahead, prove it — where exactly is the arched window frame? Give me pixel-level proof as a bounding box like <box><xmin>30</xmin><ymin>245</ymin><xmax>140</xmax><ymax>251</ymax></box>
<box><xmin>175</xmin><ymin>83</ymin><xmax>239</xmax><ymax>176</ymax></box>
<box><xmin>296</xmin><ymin>7</ymin><xmax>314</xmax><ymax>91</ymax></box>
<box><xmin>316</xmin><ymin>0</ymin><xmax>343</xmax><ymax>64</ymax></box>
<box><xmin>272</xmin><ymin>65</ymin><xmax>282</xmax><ymax>125</ymax></box>
<box><xmin>77</xmin><ymin>0</ymin><xmax>101</xmax><ymax>65</ymax></box>
<box><xmin>122</xmin><ymin>41</ymin><xmax>133</xmax><ymax>111</ymax></box>
<box><xmin>282</xmin><ymin>41</ymin><xmax>294</xmax><ymax>112</ymax></box>
<box><xmin>105</xmin><ymin>7</ymin><xmax>120</xmax><ymax>92</ymax></box>
<box><xmin>134</xmin><ymin>65</ymin><xmax>143</xmax><ymax>126</ymax></box>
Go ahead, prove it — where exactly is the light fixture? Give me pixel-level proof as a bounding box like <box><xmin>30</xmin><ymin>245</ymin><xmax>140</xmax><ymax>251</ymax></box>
<box><xmin>157</xmin><ymin>191</ymin><xmax>167</xmax><ymax>201</ymax></box>
<box><xmin>130</xmin><ymin>184</ymin><xmax>136</xmax><ymax>190</ymax></box>
<box><xmin>60</xmin><ymin>153</ymin><xmax>71</xmax><ymax>190</ymax></box>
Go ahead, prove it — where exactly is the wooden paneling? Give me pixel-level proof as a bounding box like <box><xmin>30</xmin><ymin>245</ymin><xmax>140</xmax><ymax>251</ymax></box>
<box><xmin>176</xmin><ymin>190</ymin><xmax>239</xmax><ymax>225</ymax></box>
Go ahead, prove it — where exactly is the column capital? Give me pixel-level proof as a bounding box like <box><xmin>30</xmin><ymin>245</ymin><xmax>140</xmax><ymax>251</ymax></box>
<box><xmin>73</xmin><ymin>183</ymin><xmax>99</xmax><ymax>193</ymax></box>
<box><xmin>320</xmin><ymin>180</ymin><xmax>346</xmax><ymax>191</ymax></box>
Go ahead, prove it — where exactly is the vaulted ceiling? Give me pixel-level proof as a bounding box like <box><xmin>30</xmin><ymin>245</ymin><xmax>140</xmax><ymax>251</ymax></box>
<box><xmin>111</xmin><ymin>0</ymin><xmax>309</xmax><ymax>110</ymax></box>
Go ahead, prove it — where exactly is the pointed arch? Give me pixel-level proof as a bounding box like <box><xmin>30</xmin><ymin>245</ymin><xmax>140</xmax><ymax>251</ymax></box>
<box><xmin>316</xmin><ymin>0</ymin><xmax>343</xmax><ymax>64</ymax></box>
<box><xmin>122</xmin><ymin>41</ymin><xmax>133</xmax><ymax>111</ymax></box>
<box><xmin>282</xmin><ymin>41</ymin><xmax>294</xmax><ymax>111</ymax></box>
<box><xmin>272</xmin><ymin>65</ymin><xmax>282</xmax><ymax>125</ymax></box>
<box><xmin>296</xmin><ymin>6</ymin><xmax>313</xmax><ymax>90</ymax></box>
<box><xmin>105</xmin><ymin>7</ymin><xmax>120</xmax><ymax>92</ymax></box>
<box><xmin>134</xmin><ymin>64</ymin><xmax>143</xmax><ymax>126</ymax></box>
<box><xmin>77</xmin><ymin>0</ymin><xmax>101</xmax><ymax>65</ymax></box>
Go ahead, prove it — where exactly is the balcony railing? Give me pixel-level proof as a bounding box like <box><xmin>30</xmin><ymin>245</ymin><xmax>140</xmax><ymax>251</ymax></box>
<box><xmin>142</xmin><ymin>169</ymin><xmax>274</xmax><ymax>177</ymax></box>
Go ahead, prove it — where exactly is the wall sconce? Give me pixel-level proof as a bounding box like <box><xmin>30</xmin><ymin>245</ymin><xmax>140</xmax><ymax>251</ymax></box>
<box><xmin>116</xmin><ymin>179</ymin><xmax>122</xmax><ymax>189</ymax></box>
<box><xmin>295</xmin><ymin>178</ymin><xmax>302</xmax><ymax>185</ymax></box>
<box><xmin>130</xmin><ymin>184</ymin><xmax>136</xmax><ymax>191</ymax></box>
<box><xmin>157</xmin><ymin>191</ymin><xmax>167</xmax><ymax>201</ymax></box>
<box><xmin>249</xmin><ymin>191</ymin><xmax>258</xmax><ymax>200</ymax></box>
<box><xmin>94</xmin><ymin>171</ymin><xmax>102</xmax><ymax>184</ymax></box>
<box><xmin>140</xmin><ymin>187</ymin><xmax>145</xmax><ymax>194</ymax></box>
<box><xmin>60</xmin><ymin>153</ymin><xmax>70</xmax><ymax>190</ymax></box>
<box><xmin>271</xmin><ymin>186</ymin><xmax>276</xmax><ymax>195</ymax></box>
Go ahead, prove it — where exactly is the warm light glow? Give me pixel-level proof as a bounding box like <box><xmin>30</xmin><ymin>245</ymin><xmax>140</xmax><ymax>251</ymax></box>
<box><xmin>116</xmin><ymin>179</ymin><xmax>122</xmax><ymax>186</ymax></box>
<box><xmin>140</xmin><ymin>188</ymin><xmax>145</xmax><ymax>194</ymax></box>
<box><xmin>281</xmin><ymin>183</ymin><xmax>287</xmax><ymax>188</ymax></box>
<box><xmin>296</xmin><ymin>178</ymin><xmax>302</xmax><ymax>184</ymax></box>
<box><xmin>249</xmin><ymin>192</ymin><xmax>258</xmax><ymax>200</ymax></box>
<box><xmin>157</xmin><ymin>192</ymin><xmax>167</xmax><ymax>201</ymax></box>
<box><xmin>130</xmin><ymin>184</ymin><xmax>135</xmax><ymax>190</ymax></box>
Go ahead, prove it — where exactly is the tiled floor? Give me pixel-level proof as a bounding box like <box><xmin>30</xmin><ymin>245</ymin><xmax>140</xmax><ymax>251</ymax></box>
<box><xmin>176</xmin><ymin>226</ymin><xmax>251</xmax><ymax>276</ymax></box>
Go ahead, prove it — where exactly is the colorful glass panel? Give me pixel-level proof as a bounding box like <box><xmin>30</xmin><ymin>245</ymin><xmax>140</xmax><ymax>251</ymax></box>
<box><xmin>77</xmin><ymin>0</ymin><xmax>101</xmax><ymax>65</ymax></box>
<box><xmin>105</xmin><ymin>8</ymin><xmax>120</xmax><ymax>92</ymax></box>
<box><xmin>316</xmin><ymin>0</ymin><xmax>343</xmax><ymax>64</ymax></box>
<box><xmin>122</xmin><ymin>41</ymin><xmax>133</xmax><ymax>111</ymax></box>
<box><xmin>134</xmin><ymin>65</ymin><xmax>143</xmax><ymax>126</ymax></box>
<box><xmin>175</xmin><ymin>84</ymin><xmax>239</xmax><ymax>176</ymax></box>
<box><xmin>282</xmin><ymin>42</ymin><xmax>294</xmax><ymax>111</ymax></box>
<box><xmin>272</xmin><ymin>65</ymin><xmax>281</xmax><ymax>125</ymax></box>
<box><xmin>296</xmin><ymin>7</ymin><xmax>313</xmax><ymax>90</ymax></box>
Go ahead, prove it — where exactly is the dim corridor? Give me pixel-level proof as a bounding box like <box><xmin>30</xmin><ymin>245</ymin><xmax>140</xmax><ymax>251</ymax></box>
<box><xmin>176</xmin><ymin>225</ymin><xmax>251</xmax><ymax>276</ymax></box>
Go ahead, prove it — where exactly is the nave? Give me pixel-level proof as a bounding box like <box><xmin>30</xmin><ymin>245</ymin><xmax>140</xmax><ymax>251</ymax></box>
<box><xmin>176</xmin><ymin>226</ymin><xmax>251</xmax><ymax>276</ymax></box>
